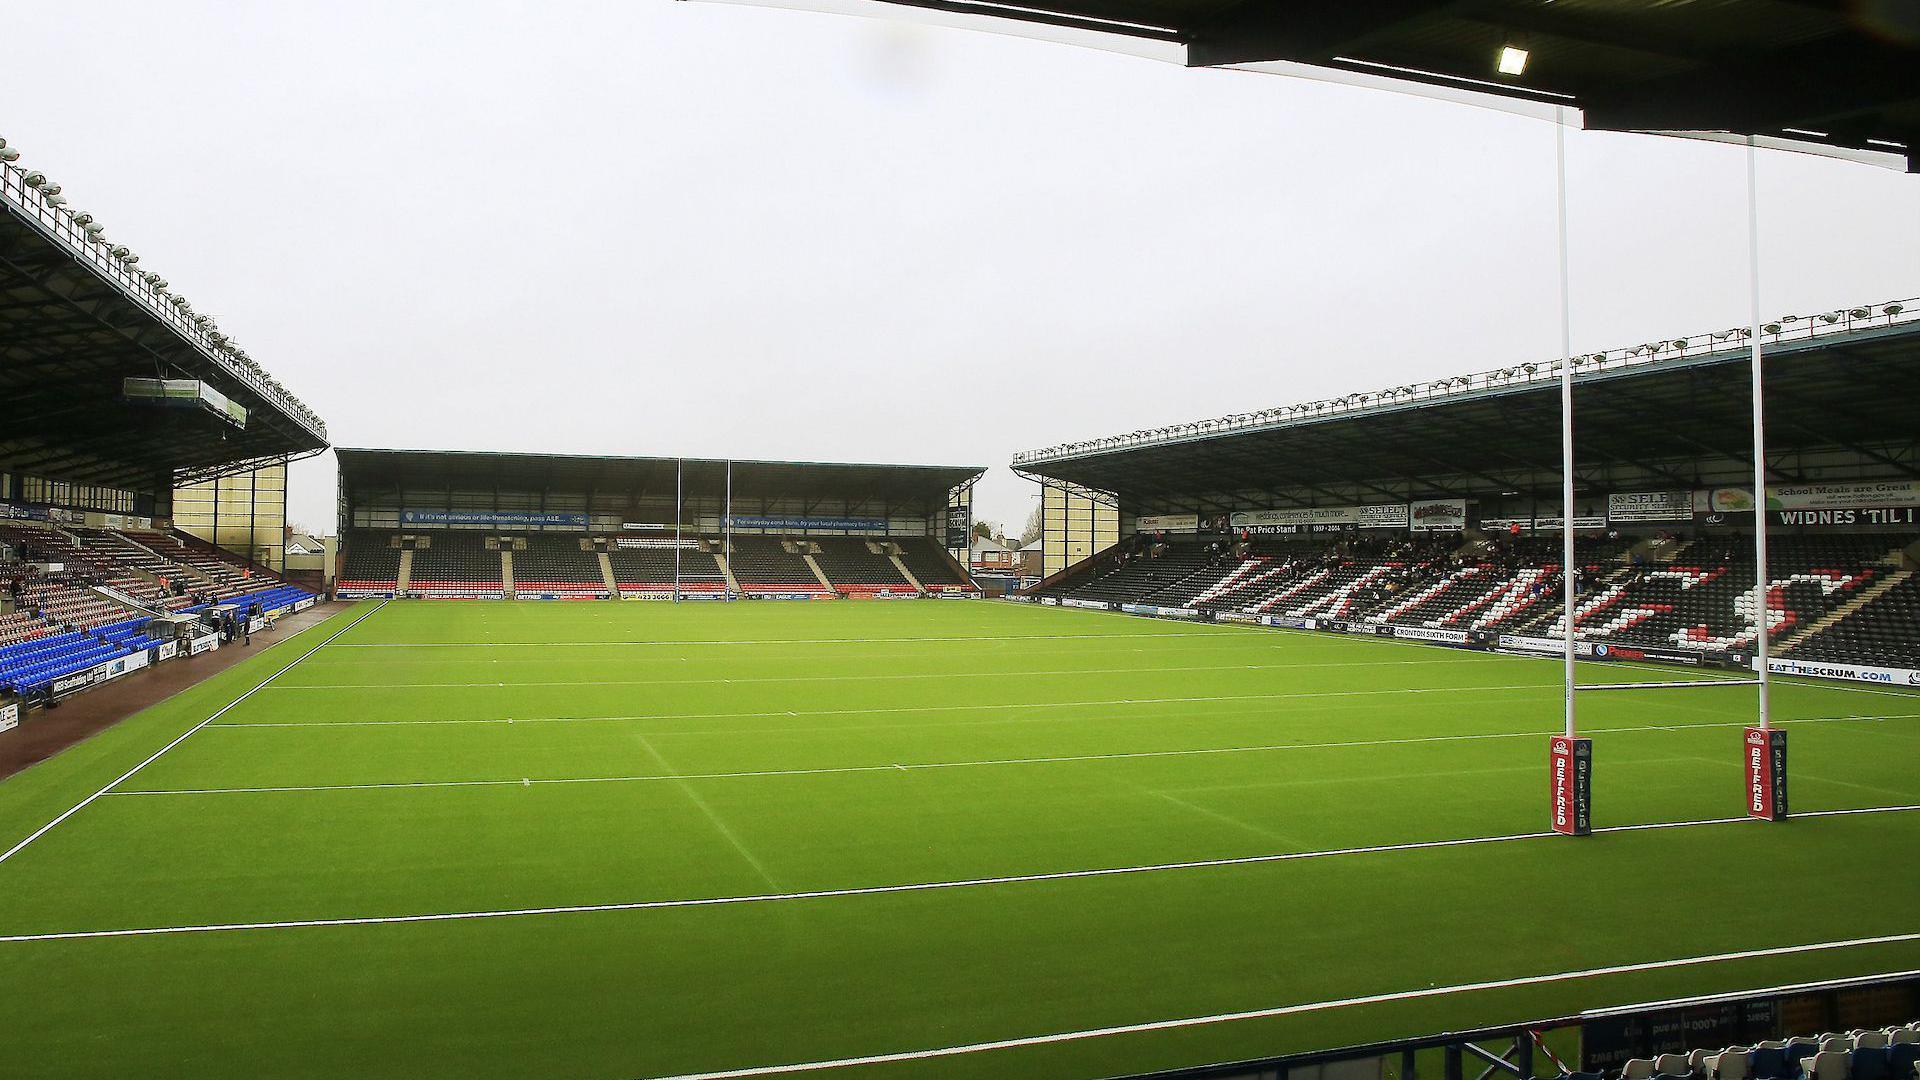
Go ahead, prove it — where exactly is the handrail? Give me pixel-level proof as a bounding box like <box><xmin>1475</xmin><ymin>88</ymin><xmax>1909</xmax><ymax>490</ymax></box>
<box><xmin>0</xmin><ymin>151</ymin><xmax>327</xmax><ymax>442</ymax></box>
<box><xmin>1012</xmin><ymin>297</ymin><xmax>1916</xmax><ymax>467</ymax></box>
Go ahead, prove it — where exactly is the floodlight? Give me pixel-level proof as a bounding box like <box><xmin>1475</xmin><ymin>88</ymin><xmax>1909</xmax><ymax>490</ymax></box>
<box><xmin>23</xmin><ymin>170</ymin><xmax>45</xmax><ymax>187</ymax></box>
<box><xmin>43</xmin><ymin>193</ymin><xmax>65</xmax><ymax>206</ymax></box>
<box><xmin>1849</xmin><ymin>308</ymin><xmax>1870</xmax><ymax>318</ymax></box>
<box><xmin>1497</xmin><ymin>46</ymin><xmax>1529</xmax><ymax>75</ymax></box>
<box><xmin>82</xmin><ymin>222</ymin><xmax>105</xmax><ymax>236</ymax></box>
<box><xmin>1763</xmin><ymin>322</ymin><xmax>1783</xmax><ymax>334</ymax></box>
<box><xmin>71</xmin><ymin>212</ymin><xmax>95</xmax><ymax>225</ymax></box>
<box><xmin>0</xmin><ymin>147</ymin><xmax>19</xmax><ymax>163</ymax></box>
<box><xmin>1887</xmin><ymin>304</ymin><xmax>1905</xmax><ymax>316</ymax></box>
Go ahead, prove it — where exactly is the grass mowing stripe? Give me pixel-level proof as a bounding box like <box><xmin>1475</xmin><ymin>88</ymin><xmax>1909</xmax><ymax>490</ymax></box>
<box><xmin>105</xmin><ymin>713</ymin><xmax>1920</xmax><ymax>796</ymax></box>
<box><xmin>0</xmin><ymin>601</ymin><xmax>387</xmax><ymax>866</ymax></box>
<box><xmin>639</xmin><ymin>938</ymin><xmax>1920</xmax><ymax>1080</ymax></box>
<box><xmin>6</xmin><ymin>806</ymin><xmax>1913</xmax><ymax>944</ymax></box>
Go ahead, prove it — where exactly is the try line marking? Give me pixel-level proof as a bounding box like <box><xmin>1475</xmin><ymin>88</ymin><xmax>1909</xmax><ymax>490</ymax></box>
<box><xmin>637</xmin><ymin>941</ymin><xmax>1920</xmax><ymax>1080</ymax></box>
<box><xmin>3</xmin><ymin>805</ymin><xmax>1913</xmax><ymax>944</ymax></box>
<box><xmin>0</xmin><ymin>601</ymin><xmax>387</xmax><ymax>867</ymax></box>
<box><xmin>108</xmin><ymin>712</ymin><xmax>1920</xmax><ymax>797</ymax></box>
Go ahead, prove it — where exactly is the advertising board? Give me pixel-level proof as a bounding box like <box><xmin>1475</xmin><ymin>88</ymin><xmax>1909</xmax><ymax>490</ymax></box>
<box><xmin>1133</xmin><ymin>514</ymin><xmax>1200</xmax><ymax>533</ymax></box>
<box><xmin>1608</xmin><ymin>490</ymin><xmax>1694</xmax><ymax>523</ymax></box>
<box><xmin>402</xmin><ymin>509</ymin><xmax>587</xmax><ymax>528</ymax></box>
<box><xmin>1703</xmin><ymin>479</ymin><xmax>1920</xmax><ymax>512</ymax></box>
<box><xmin>1408</xmin><ymin>498</ymin><xmax>1468</xmax><ymax>532</ymax></box>
<box><xmin>1764</xmin><ymin>656</ymin><xmax>1920</xmax><ymax>686</ymax></box>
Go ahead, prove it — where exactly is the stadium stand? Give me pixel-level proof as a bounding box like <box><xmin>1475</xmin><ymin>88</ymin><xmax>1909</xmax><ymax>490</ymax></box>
<box><xmin>810</xmin><ymin>539</ymin><xmax>913</xmax><ymax>595</ymax></box>
<box><xmin>607</xmin><ymin>540</ymin><xmax>727</xmax><ymax>598</ymax></box>
<box><xmin>727</xmin><ymin>537</ymin><xmax>830</xmax><ymax>597</ymax></box>
<box><xmin>512</xmin><ymin>535</ymin><xmax>605</xmax><ymax>598</ymax></box>
<box><xmin>1788</xmin><ymin>573</ymin><xmax>1920</xmax><ymax>668</ymax></box>
<box><xmin>1601</xmin><ymin>1022</ymin><xmax>1920</xmax><ymax>1080</ymax></box>
<box><xmin>337</xmin><ymin>531</ymin><xmax>402</xmax><ymax>598</ymax></box>
<box><xmin>894</xmin><ymin>536</ymin><xmax>974</xmax><ymax>589</ymax></box>
<box><xmin>407</xmin><ymin>532</ymin><xmax>504</xmax><ymax>599</ymax></box>
<box><xmin>1037</xmin><ymin>530</ymin><xmax>1920</xmax><ymax>670</ymax></box>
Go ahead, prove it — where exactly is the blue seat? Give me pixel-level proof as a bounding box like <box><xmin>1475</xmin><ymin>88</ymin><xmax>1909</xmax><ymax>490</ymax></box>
<box><xmin>1851</xmin><ymin>1047</ymin><xmax>1892</xmax><ymax>1080</ymax></box>
<box><xmin>1753</xmin><ymin>1048</ymin><xmax>1795</xmax><ymax>1080</ymax></box>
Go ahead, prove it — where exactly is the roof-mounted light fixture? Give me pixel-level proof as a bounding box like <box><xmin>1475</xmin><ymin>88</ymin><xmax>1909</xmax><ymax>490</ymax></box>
<box><xmin>1497</xmin><ymin>44</ymin><xmax>1529</xmax><ymax>76</ymax></box>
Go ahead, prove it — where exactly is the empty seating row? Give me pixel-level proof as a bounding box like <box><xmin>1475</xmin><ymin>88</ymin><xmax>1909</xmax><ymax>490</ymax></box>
<box><xmin>512</xmin><ymin>535</ymin><xmax>604</xmax><ymax>597</ymax></box>
<box><xmin>0</xmin><ymin>619</ymin><xmax>164</xmax><ymax>695</ymax></box>
<box><xmin>409</xmin><ymin>532</ymin><xmax>503</xmax><ymax>598</ymax></box>
<box><xmin>608</xmin><ymin>542</ymin><xmax>727</xmax><ymax>598</ymax></box>
<box><xmin>894</xmin><ymin>537</ymin><xmax>972</xmax><ymax>587</ymax></box>
<box><xmin>811</xmin><ymin>539</ymin><xmax>912</xmax><ymax>595</ymax></box>
<box><xmin>726</xmin><ymin>538</ymin><xmax>828</xmax><ymax>596</ymax></box>
<box><xmin>1035</xmin><ymin>531</ymin><xmax>1919</xmax><ymax>669</ymax></box>
<box><xmin>1604</xmin><ymin>1023</ymin><xmax>1920</xmax><ymax>1080</ymax></box>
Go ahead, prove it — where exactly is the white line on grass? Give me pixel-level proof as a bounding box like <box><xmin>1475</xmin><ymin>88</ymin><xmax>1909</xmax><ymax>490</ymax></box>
<box><xmin>262</xmin><ymin>658</ymin><xmax>1493</xmax><ymax>690</ymax></box>
<box><xmin>1580</xmin><ymin>968</ymin><xmax>1920</xmax><ymax>1017</ymax></box>
<box><xmin>635</xmin><ymin>938</ymin><xmax>1920</xmax><ymax>1080</ymax></box>
<box><xmin>0</xmin><ymin>601</ymin><xmax>389</xmax><ymax>867</ymax></box>
<box><xmin>105</xmin><ymin>713</ymin><xmax>1920</xmax><ymax>797</ymax></box>
<box><xmin>3</xmin><ymin>805</ymin><xmax>1913</xmax><ymax>944</ymax></box>
<box><xmin>207</xmin><ymin>684</ymin><xmax>1558</xmax><ymax>727</ymax></box>
<box><xmin>326</xmin><ymin>632</ymin><xmax>1251</xmax><ymax>648</ymax></box>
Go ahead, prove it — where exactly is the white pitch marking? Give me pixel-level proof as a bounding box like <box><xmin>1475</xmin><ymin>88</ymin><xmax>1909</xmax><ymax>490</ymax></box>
<box><xmin>104</xmin><ymin>713</ymin><xmax>1920</xmax><ymax>797</ymax></box>
<box><xmin>0</xmin><ymin>601</ymin><xmax>389</xmax><ymax>867</ymax></box>
<box><xmin>637</xmin><ymin>937</ymin><xmax>1920</xmax><ymax>1080</ymax></box>
<box><xmin>262</xmin><ymin>657</ymin><xmax>1488</xmax><ymax>690</ymax></box>
<box><xmin>326</xmin><ymin>631</ymin><xmax>1249</xmax><ymax>648</ymax></box>
<box><xmin>208</xmin><ymin>684</ymin><xmax>1562</xmax><ymax>727</ymax></box>
<box><xmin>3</xmin><ymin>806</ymin><xmax>1914</xmax><ymax>945</ymax></box>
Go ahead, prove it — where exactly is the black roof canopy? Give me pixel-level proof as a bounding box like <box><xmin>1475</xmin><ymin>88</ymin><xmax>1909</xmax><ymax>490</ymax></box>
<box><xmin>806</xmin><ymin>0</ymin><xmax>1920</xmax><ymax>170</ymax></box>
<box><xmin>1016</xmin><ymin>304</ymin><xmax>1920</xmax><ymax>513</ymax></box>
<box><xmin>2</xmin><ymin>169</ymin><xmax>328</xmax><ymax>493</ymax></box>
<box><xmin>336</xmin><ymin>448</ymin><xmax>984</xmax><ymax>508</ymax></box>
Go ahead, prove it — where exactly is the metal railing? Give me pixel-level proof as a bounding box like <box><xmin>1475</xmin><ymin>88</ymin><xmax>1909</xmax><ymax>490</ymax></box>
<box><xmin>0</xmin><ymin>152</ymin><xmax>327</xmax><ymax>442</ymax></box>
<box><xmin>1012</xmin><ymin>298</ymin><xmax>1916</xmax><ymax>467</ymax></box>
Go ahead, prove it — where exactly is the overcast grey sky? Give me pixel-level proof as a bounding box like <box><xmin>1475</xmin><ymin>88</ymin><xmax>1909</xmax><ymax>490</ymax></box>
<box><xmin>5</xmin><ymin>1</ymin><xmax>1916</xmax><ymax>536</ymax></box>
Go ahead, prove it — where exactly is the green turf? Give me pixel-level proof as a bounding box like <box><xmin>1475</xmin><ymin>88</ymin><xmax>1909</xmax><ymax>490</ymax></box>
<box><xmin>1</xmin><ymin>599</ymin><xmax>1916</xmax><ymax>1080</ymax></box>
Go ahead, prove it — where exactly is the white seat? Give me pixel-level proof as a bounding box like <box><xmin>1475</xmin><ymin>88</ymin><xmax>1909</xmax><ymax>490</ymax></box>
<box><xmin>1655</xmin><ymin>1054</ymin><xmax>1693</xmax><ymax>1076</ymax></box>
<box><xmin>1799</xmin><ymin>1051</ymin><xmax>1849</xmax><ymax>1080</ymax></box>
<box><xmin>1855</xmin><ymin>1033</ymin><xmax>1890</xmax><ymax>1050</ymax></box>
<box><xmin>1622</xmin><ymin>1059</ymin><xmax>1658</xmax><ymax>1080</ymax></box>
<box><xmin>1705</xmin><ymin>1048</ymin><xmax>1752</xmax><ymax>1080</ymax></box>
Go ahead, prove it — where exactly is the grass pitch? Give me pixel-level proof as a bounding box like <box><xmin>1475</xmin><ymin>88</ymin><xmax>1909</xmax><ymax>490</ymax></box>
<box><xmin>1</xmin><ymin>599</ymin><xmax>1916</xmax><ymax>1080</ymax></box>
